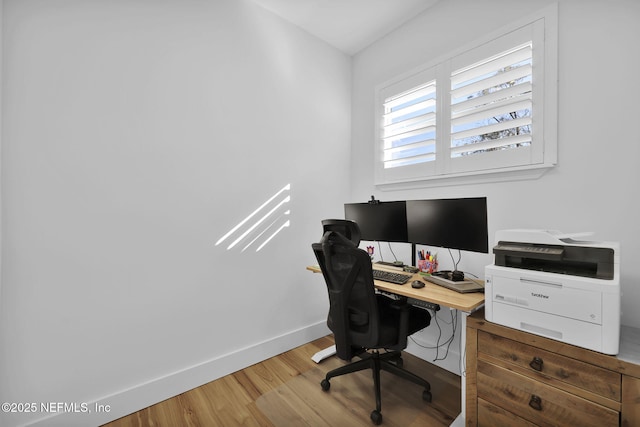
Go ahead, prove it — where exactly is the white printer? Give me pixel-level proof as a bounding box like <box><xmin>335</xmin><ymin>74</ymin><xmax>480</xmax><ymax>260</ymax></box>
<box><xmin>484</xmin><ymin>229</ymin><xmax>620</xmax><ymax>355</ymax></box>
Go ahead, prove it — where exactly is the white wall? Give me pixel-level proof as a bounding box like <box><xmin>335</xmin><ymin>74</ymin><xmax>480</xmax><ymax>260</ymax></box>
<box><xmin>351</xmin><ymin>0</ymin><xmax>640</xmax><ymax>371</ymax></box>
<box><xmin>0</xmin><ymin>1</ymin><xmax>350</xmax><ymax>425</ymax></box>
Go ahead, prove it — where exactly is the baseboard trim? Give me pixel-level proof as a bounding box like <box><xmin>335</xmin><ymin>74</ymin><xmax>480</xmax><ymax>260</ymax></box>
<box><xmin>24</xmin><ymin>321</ymin><xmax>331</xmax><ymax>427</ymax></box>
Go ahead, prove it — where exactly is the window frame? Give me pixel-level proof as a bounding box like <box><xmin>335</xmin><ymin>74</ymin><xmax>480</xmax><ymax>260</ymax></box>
<box><xmin>374</xmin><ymin>4</ymin><xmax>558</xmax><ymax>189</ymax></box>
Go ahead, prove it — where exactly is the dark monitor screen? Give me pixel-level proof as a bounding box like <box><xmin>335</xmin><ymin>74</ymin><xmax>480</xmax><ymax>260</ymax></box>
<box><xmin>406</xmin><ymin>197</ymin><xmax>488</xmax><ymax>253</ymax></box>
<box><xmin>344</xmin><ymin>201</ymin><xmax>408</xmax><ymax>242</ymax></box>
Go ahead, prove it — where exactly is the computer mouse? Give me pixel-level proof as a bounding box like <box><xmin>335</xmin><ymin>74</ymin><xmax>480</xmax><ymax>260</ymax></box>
<box><xmin>411</xmin><ymin>280</ymin><xmax>425</xmax><ymax>289</ymax></box>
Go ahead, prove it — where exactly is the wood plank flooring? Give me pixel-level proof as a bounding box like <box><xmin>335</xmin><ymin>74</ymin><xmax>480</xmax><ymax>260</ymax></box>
<box><xmin>102</xmin><ymin>336</ymin><xmax>460</xmax><ymax>426</ymax></box>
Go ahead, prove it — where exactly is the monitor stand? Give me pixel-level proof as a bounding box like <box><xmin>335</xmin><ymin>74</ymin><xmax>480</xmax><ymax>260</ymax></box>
<box><xmin>411</xmin><ymin>242</ymin><xmax>417</xmax><ymax>266</ymax></box>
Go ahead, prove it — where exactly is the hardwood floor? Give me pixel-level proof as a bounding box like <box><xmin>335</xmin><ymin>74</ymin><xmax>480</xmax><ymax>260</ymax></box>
<box><xmin>102</xmin><ymin>336</ymin><xmax>461</xmax><ymax>426</ymax></box>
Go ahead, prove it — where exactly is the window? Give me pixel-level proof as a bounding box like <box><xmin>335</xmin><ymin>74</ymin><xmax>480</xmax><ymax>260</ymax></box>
<box><xmin>382</xmin><ymin>80</ymin><xmax>436</xmax><ymax>170</ymax></box>
<box><xmin>375</xmin><ymin>6</ymin><xmax>558</xmax><ymax>187</ymax></box>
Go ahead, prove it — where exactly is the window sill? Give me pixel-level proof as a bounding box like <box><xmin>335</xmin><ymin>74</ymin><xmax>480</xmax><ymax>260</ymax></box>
<box><xmin>375</xmin><ymin>163</ymin><xmax>555</xmax><ymax>191</ymax></box>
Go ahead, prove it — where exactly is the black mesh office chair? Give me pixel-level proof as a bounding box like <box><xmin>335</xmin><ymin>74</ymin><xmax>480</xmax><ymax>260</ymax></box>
<box><xmin>312</xmin><ymin>226</ymin><xmax>432</xmax><ymax>425</ymax></box>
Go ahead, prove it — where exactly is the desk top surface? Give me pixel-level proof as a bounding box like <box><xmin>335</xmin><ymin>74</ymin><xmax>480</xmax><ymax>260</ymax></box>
<box><xmin>307</xmin><ymin>263</ymin><xmax>485</xmax><ymax>312</ymax></box>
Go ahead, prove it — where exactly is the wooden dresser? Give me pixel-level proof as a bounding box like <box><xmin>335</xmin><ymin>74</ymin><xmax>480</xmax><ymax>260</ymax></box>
<box><xmin>466</xmin><ymin>309</ymin><xmax>640</xmax><ymax>427</ymax></box>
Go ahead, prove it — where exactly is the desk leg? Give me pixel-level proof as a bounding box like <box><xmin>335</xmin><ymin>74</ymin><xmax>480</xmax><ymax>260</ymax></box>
<box><xmin>311</xmin><ymin>344</ymin><xmax>336</xmax><ymax>363</ymax></box>
<box><xmin>451</xmin><ymin>309</ymin><xmax>473</xmax><ymax>427</ymax></box>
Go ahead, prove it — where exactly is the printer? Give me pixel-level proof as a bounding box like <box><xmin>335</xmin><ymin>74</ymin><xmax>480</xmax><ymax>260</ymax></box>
<box><xmin>484</xmin><ymin>229</ymin><xmax>620</xmax><ymax>355</ymax></box>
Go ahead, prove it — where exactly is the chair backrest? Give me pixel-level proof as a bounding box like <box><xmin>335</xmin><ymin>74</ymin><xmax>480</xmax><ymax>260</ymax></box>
<box><xmin>312</xmin><ymin>230</ymin><xmax>380</xmax><ymax>361</ymax></box>
<box><xmin>321</xmin><ymin>219</ymin><xmax>361</xmax><ymax>246</ymax></box>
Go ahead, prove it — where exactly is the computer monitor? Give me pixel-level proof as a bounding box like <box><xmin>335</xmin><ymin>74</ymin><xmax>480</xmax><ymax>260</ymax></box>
<box><xmin>344</xmin><ymin>201</ymin><xmax>408</xmax><ymax>243</ymax></box>
<box><xmin>406</xmin><ymin>197</ymin><xmax>488</xmax><ymax>253</ymax></box>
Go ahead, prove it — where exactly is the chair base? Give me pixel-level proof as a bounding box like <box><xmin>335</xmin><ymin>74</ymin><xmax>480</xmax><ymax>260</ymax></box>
<box><xmin>321</xmin><ymin>350</ymin><xmax>431</xmax><ymax>425</ymax></box>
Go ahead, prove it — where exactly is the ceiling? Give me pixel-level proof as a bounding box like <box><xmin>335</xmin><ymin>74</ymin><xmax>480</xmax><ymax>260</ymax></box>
<box><xmin>249</xmin><ymin>0</ymin><xmax>441</xmax><ymax>55</ymax></box>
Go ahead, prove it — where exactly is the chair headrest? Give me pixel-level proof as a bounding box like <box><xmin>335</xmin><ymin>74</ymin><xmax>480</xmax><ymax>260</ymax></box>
<box><xmin>321</xmin><ymin>219</ymin><xmax>361</xmax><ymax>246</ymax></box>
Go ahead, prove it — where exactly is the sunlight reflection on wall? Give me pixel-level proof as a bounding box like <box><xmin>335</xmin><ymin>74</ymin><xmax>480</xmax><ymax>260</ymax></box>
<box><xmin>215</xmin><ymin>184</ymin><xmax>291</xmax><ymax>252</ymax></box>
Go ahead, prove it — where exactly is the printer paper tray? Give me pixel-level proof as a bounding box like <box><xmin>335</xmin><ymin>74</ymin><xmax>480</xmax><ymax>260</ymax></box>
<box><xmin>490</xmin><ymin>303</ymin><xmax>603</xmax><ymax>351</ymax></box>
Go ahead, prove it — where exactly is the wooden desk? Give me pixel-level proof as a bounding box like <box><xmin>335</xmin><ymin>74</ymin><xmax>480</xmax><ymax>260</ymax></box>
<box><xmin>307</xmin><ymin>263</ymin><xmax>485</xmax><ymax>313</ymax></box>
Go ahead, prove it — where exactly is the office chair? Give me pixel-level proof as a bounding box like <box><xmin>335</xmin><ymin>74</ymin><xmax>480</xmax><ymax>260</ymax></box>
<box><xmin>312</xmin><ymin>228</ymin><xmax>432</xmax><ymax>425</ymax></box>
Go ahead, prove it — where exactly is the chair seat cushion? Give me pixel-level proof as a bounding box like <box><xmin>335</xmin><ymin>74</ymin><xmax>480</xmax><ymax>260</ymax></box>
<box><xmin>327</xmin><ymin>296</ymin><xmax>430</xmax><ymax>350</ymax></box>
<box><xmin>378</xmin><ymin>299</ymin><xmax>430</xmax><ymax>346</ymax></box>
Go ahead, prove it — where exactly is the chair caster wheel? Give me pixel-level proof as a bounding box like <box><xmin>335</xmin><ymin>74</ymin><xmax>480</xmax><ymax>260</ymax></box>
<box><xmin>370</xmin><ymin>409</ymin><xmax>382</xmax><ymax>425</ymax></box>
<box><xmin>320</xmin><ymin>379</ymin><xmax>330</xmax><ymax>391</ymax></box>
<box><xmin>423</xmin><ymin>389</ymin><xmax>432</xmax><ymax>402</ymax></box>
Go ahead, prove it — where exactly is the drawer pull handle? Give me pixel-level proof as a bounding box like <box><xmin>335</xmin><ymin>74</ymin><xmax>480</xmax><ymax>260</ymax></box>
<box><xmin>529</xmin><ymin>395</ymin><xmax>543</xmax><ymax>411</ymax></box>
<box><xmin>529</xmin><ymin>356</ymin><xmax>544</xmax><ymax>372</ymax></box>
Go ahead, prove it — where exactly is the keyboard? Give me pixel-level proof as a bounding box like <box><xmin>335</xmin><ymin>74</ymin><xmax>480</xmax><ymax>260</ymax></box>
<box><xmin>372</xmin><ymin>269</ymin><xmax>412</xmax><ymax>285</ymax></box>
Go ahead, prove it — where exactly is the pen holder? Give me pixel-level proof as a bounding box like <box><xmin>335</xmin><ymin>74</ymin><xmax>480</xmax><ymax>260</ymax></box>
<box><xmin>418</xmin><ymin>259</ymin><xmax>438</xmax><ymax>274</ymax></box>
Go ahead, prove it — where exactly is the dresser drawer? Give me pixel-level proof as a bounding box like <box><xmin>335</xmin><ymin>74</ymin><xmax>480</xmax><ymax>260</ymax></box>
<box><xmin>478</xmin><ymin>360</ymin><xmax>619</xmax><ymax>427</ymax></box>
<box><xmin>478</xmin><ymin>330</ymin><xmax>621</xmax><ymax>401</ymax></box>
<box><xmin>478</xmin><ymin>398</ymin><xmax>537</xmax><ymax>427</ymax></box>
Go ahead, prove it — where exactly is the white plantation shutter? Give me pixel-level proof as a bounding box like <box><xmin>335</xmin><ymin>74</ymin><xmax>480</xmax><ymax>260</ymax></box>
<box><xmin>382</xmin><ymin>81</ymin><xmax>436</xmax><ymax>169</ymax></box>
<box><xmin>375</xmin><ymin>66</ymin><xmax>439</xmax><ymax>184</ymax></box>
<box><xmin>450</xmin><ymin>43</ymin><xmax>533</xmax><ymax>158</ymax></box>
